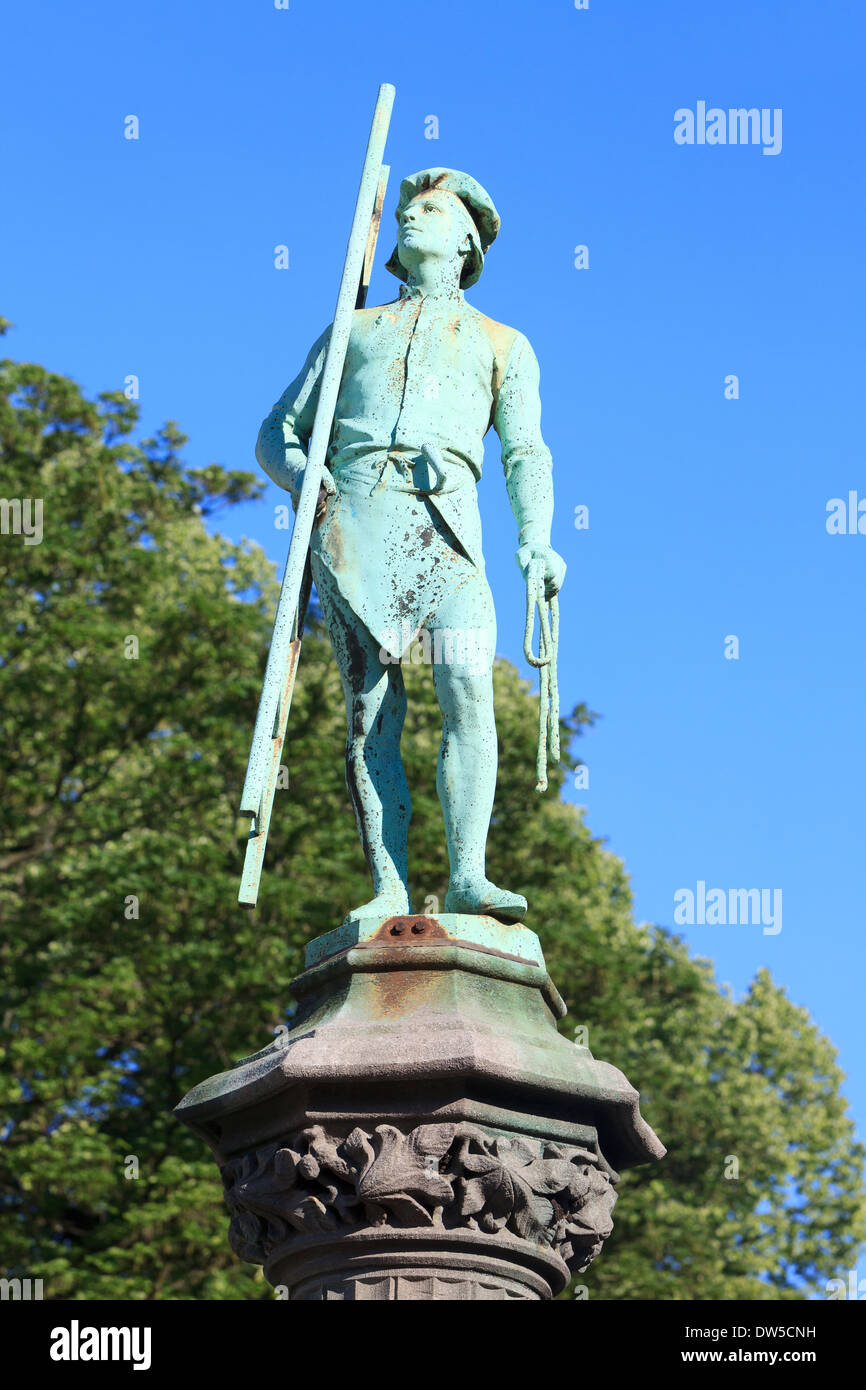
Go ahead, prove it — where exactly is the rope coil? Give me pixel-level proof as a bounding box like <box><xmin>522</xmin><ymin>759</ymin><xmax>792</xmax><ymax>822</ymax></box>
<box><xmin>522</xmin><ymin>558</ymin><xmax>560</xmax><ymax>792</ymax></box>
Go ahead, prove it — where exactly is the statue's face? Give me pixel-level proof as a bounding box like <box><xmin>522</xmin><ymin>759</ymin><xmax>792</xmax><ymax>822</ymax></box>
<box><xmin>396</xmin><ymin>189</ymin><xmax>474</xmax><ymax>274</ymax></box>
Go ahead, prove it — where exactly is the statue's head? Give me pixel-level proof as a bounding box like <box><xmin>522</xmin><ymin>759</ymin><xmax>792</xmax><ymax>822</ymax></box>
<box><xmin>385</xmin><ymin>168</ymin><xmax>500</xmax><ymax>289</ymax></box>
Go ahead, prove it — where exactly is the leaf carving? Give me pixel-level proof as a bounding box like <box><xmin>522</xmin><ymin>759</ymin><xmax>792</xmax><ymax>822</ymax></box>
<box><xmin>354</xmin><ymin>1124</ymin><xmax>456</xmax><ymax>1223</ymax></box>
<box><xmin>221</xmin><ymin>1122</ymin><xmax>616</xmax><ymax>1271</ymax></box>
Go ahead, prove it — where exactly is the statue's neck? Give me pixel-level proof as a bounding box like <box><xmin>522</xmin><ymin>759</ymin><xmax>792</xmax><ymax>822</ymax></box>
<box><xmin>403</xmin><ymin>258</ymin><xmax>463</xmax><ymax>301</ymax></box>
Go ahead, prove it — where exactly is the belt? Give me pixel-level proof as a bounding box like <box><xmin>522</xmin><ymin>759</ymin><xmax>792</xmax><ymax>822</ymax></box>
<box><xmin>370</xmin><ymin>442</ymin><xmax>447</xmax><ymax>496</ymax></box>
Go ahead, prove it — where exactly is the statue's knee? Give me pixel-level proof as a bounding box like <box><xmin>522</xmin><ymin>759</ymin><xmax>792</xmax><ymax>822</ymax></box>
<box><xmin>388</xmin><ymin>684</ymin><xmax>408</xmax><ymax>727</ymax></box>
<box><xmin>436</xmin><ymin>668</ymin><xmax>494</xmax><ymax>724</ymax></box>
<box><xmin>349</xmin><ymin>689</ymin><xmax>404</xmax><ymax>744</ymax></box>
<box><xmin>349</xmin><ymin>694</ymin><xmax>377</xmax><ymax>741</ymax></box>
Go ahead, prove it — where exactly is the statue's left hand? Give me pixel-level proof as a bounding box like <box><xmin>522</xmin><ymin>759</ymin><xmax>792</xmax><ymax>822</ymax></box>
<box><xmin>516</xmin><ymin>543</ymin><xmax>566</xmax><ymax>601</ymax></box>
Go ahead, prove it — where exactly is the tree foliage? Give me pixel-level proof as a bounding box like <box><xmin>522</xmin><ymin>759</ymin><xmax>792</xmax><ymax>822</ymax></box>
<box><xmin>1</xmin><ymin>340</ymin><xmax>863</xmax><ymax>1299</ymax></box>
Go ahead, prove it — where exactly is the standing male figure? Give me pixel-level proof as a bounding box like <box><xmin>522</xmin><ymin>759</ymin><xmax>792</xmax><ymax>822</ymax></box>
<box><xmin>256</xmin><ymin>168</ymin><xmax>565</xmax><ymax>924</ymax></box>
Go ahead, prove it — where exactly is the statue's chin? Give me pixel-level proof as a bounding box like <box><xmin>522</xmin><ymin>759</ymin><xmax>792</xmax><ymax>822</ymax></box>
<box><xmin>398</xmin><ymin>249</ymin><xmax>458</xmax><ymax>279</ymax></box>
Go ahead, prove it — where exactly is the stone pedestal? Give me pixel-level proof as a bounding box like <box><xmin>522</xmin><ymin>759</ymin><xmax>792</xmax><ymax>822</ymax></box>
<box><xmin>175</xmin><ymin>913</ymin><xmax>664</xmax><ymax>1300</ymax></box>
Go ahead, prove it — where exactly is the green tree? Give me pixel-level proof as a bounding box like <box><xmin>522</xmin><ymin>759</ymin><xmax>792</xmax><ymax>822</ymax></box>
<box><xmin>1</xmin><ymin>333</ymin><xmax>863</xmax><ymax>1299</ymax></box>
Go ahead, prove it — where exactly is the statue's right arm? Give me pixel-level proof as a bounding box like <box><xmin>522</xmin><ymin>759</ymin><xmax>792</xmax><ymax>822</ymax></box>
<box><xmin>255</xmin><ymin>325</ymin><xmax>332</xmax><ymax>505</ymax></box>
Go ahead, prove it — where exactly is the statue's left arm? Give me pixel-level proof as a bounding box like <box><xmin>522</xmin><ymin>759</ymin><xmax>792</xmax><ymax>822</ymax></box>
<box><xmin>494</xmin><ymin>332</ymin><xmax>566</xmax><ymax>598</ymax></box>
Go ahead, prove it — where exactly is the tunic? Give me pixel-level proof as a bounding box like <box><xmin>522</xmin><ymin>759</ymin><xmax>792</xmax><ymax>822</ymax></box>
<box><xmin>256</xmin><ymin>281</ymin><xmax>554</xmax><ymax>660</ymax></box>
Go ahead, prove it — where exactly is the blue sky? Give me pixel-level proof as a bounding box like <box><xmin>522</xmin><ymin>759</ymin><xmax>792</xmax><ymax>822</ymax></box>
<box><xmin>3</xmin><ymin>1</ymin><xmax>864</xmax><ymax>1144</ymax></box>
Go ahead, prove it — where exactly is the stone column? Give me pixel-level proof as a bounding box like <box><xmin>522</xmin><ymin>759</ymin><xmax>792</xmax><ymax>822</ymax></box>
<box><xmin>175</xmin><ymin>913</ymin><xmax>664</xmax><ymax>1301</ymax></box>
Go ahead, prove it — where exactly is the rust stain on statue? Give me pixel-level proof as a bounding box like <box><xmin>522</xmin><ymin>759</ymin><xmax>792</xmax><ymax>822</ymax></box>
<box><xmin>365</xmin><ymin>969</ymin><xmax>436</xmax><ymax>1020</ymax></box>
<box><xmin>357</xmin><ymin>918</ymin><xmax>448</xmax><ymax>1016</ymax></box>
<box><xmin>325</xmin><ymin>514</ymin><xmax>344</xmax><ymax>570</ymax></box>
<box><xmin>375</xmin><ymin>914</ymin><xmax>448</xmax><ymax>941</ymax></box>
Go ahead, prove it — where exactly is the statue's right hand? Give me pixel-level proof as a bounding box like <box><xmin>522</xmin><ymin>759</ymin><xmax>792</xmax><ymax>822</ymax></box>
<box><xmin>313</xmin><ymin>472</ymin><xmax>337</xmax><ymax>526</ymax></box>
<box><xmin>290</xmin><ymin>471</ymin><xmax>336</xmax><ymax>521</ymax></box>
<box><xmin>313</xmin><ymin>484</ymin><xmax>331</xmax><ymax>526</ymax></box>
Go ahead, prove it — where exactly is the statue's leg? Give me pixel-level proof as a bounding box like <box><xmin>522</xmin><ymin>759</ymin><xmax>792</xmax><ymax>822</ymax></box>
<box><xmin>319</xmin><ymin>577</ymin><xmax>412</xmax><ymax>920</ymax></box>
<box><xmin>430</xmin><ymin>577</ymin><xmax>528</xmax><ymax>924</ymax></box>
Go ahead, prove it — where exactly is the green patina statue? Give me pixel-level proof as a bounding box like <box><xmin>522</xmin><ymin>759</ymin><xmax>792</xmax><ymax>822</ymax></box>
<box><xmin>255</xmin><ymin>166</ymin><xmax>566</xmax><ymax>926</ymax></box>
<box><xmin>182</xmin><ymin>94</ymin><xmax>665</xmax><ymax>1306</ymax></box>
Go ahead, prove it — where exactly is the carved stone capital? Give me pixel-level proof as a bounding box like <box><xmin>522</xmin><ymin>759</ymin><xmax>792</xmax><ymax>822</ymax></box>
<box><xmin>222</xmin><ymin>1120</ymin><xmax>616</xmax><ymax>1298</ymax></box>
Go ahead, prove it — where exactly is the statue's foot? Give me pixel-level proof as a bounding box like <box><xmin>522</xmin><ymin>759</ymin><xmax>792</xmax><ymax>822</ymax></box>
<box><xmin>343</xmin><ymin>887</ymin><xmax>411</xmax><ymax>924</ymax></box>
<box><xmin>444</xmin><ymin>878</ymin><xmax>528</xmax><ymax>923</ymax></box>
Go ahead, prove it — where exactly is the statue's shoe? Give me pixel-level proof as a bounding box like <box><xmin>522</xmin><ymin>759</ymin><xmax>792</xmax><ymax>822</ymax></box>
<box><xmin>342</xmin><ymin>888</ymin><xmax>411</xmax><ymax>924</ymax></box>
<box><xmin>444</xmin><ymin>879</ymin><xmax>528</xmax><ymax>923</ymax></box>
